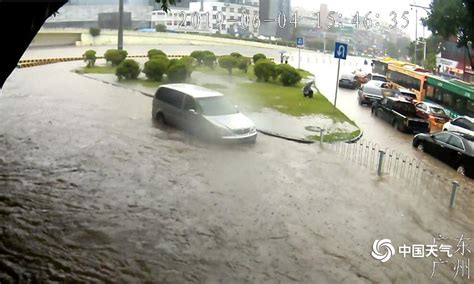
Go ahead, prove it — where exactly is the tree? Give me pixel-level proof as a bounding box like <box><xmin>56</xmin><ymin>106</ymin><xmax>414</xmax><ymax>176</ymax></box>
<box><xmin>167</xmin><ymin>62</ymin><xmax>188</xmax><ymax>82</ymax></box>
<box><xmin>143</xmin><ymin>58</ymin><xmax>168</xmax><ymax>81</ymax></box>
<box><xmin>147</xmin><ymin>49</ymin><xmax>167</xmax><ymax>59</ymax></box>
<box><xmin>83</xmin><ymin>50</ymin><xmax>96</xmax><ymax>68</ymax></box>
<box><xmin>89</xmin><ymin>27</ymin><xmax>100</xmax><ymax>37</ymax></box>
<box><xmin>254</xmin><ymin>59</ymin><xmax>276</xmax><ymax>82</ymax></box>
<box><xmin>252</xmin><ymin>53</ymin><xmax>266</xmax><ymax>64</ymax></box>
<box><xmin>276</xmin><ymin>64</ymin><xmax>301</xmax><ymax>86</ymax></box>
<box><xmin>116</xmin><ymin>59</ymin><xmax>140</xmax><ymax>81</ymax></box>
<box><xmin>155</xmin><ymin>24</ymin><xmax>167</xmax><ymax>32</ymax></box>
<box><xmin>0</xmin><ymin>0</ymin><xmax>177</xmax><ymax>88</ymax></box>
<box><xmin>104</xmin><ymin>49</ymin><xmax>128</xmax><ymax>66</ymax></box>
<box><xmin>422</xmin><ymin>0</ymin><xmax>474</xmax><ymax>69</ymax></box>
<box><xmin>218</xmin><ymin>55</ymin><xmax>238</xmax><ymax>75</ymax></box>
<box><xmin>190</xmin><ymin>51</ymin><xmax>206</xmax><ymax>65</ymax></box>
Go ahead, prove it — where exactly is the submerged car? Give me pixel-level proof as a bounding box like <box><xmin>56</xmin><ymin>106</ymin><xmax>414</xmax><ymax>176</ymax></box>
<box><xmin>415</xmin><ymin>101</ymin><xmax>451</xmax><ymax>131</ymax></box>
<box><xmin>370</xmin><ymin>73</ymin><xmax>388</xmax><ymax>82</ymax></box>
<box><xmin>357</xmin><ymin>81</ymin><xmax>400</xmax><ymax>105</ymax></box>
<box><xmin>338</xmin><ymin>74</ymin><xmax>360</xmax><ymax>89</ymax></box>
<box><xmin>398</xmin><ymin>88</ymin><xmax>417</xmax><ymax>102</ymax></box>
<box><xmin>413</xmin><ymin>131</ymin><xmax>474</xmax><ymax>178</ymax></box>
<box><xmin>152</xmin><ymin>84</ymin><xmax>257</xmax><ymax>143</ymax></box>
<box><xmin>372</xmin><ymin>97</ymin><xmax>430</xmax><ymax>133</ymax></box>
<box><xmin>443</xmin><ymin>116</ymin><xmax>474</xmax><ymax>137</ymax></box>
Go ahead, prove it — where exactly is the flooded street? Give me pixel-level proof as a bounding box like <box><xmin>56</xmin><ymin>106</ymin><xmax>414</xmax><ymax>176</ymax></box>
<box><xmin>0</xmin><ymin>54</ymin><xmax>472</xmax><ymax>282</ymax></box>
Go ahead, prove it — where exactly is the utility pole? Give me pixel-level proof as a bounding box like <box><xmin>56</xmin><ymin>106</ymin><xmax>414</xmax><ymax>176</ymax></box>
<box><xmin>414</xmin><ymin>8</ymin><xmax>417</xmax><ymax>65</ymax></box>
<box><xmin>118</xmin><ymin>0</ymin><xmax>124</xmax><ymax>50</ymax></box>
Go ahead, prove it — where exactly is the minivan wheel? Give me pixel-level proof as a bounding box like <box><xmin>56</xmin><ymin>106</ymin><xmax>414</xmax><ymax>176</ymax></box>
<box><xmin>456</xmin><ymin>165</ymin><xmax>466</xmax><ymax>176</ymax></box>
<box><xmin>156</xmin><ymin>113</ymin><xmax>166</xmax><ymax>125</ymax></box>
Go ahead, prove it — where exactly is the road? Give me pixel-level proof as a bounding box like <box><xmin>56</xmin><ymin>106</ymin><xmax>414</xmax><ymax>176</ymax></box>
<box><xmin>288</xmin><ymin>51</ymin><xmax>473</xmax><ymax>185</ymax></box>
<box><xmin>0</xmin><ymin>45</ymin><xmax>472</xmax><ymax>283</ymax></box>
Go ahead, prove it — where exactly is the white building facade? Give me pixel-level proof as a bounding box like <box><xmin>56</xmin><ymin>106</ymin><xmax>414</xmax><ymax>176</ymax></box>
<box><xmin>151</xmin><ymin>1</ymin><xmax>259</xmax><ymax>37</ymax></box>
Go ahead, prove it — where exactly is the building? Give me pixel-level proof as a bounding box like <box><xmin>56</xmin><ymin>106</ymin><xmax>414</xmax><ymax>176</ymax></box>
<box><xmin>45</xmin><ymin>0</ymin><xmax>155</xmax><ymax>29</ymax></box>
<box><xmin>151</xmin><ymin>0</ymin><xmax>259</xmax><ymax>37</ymax></box>
<box><xmin>258</xmin><ymin>0</ymin><xmax>291</xmax><ymax>40</ymax></box>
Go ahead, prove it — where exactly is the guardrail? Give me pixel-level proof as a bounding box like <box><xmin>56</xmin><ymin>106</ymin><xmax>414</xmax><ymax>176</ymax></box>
<box><xmin>325</xmin><ymin>139</ymin><xmax>472</xmax><ymax>211</ymax></box>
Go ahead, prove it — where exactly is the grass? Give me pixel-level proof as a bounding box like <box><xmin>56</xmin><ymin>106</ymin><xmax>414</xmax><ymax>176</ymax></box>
<box><xmin>215</xmin><ymin>80</ymin><xmax>355</xmax><ymax>124</ymax></box>
<box><xmin>306</xmin><ymin>130</ymin><xmax>361</xmax><ymax>143</ymax></box>
<box><xmin>195</xmin><ymin>65</ymin><xmax>256</xmax><ymax>80</ymax></box>
<box><xmin>121</xmin><ymin>79</ymin><xmax>162</xmax><ymax>88</ymax></box>
<box><xmin>76</xmin><ymin>65</ymin><xmax>116</xmax><ymax>74</ymax></box>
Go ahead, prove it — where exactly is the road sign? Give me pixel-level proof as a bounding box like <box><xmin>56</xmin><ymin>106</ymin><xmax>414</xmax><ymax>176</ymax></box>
<box><xmin>334</xmin><ymin>42</ymin><xmax>348</xmax><ymax>60</ymax></box>
<box><xmin>296</xmin><ymin>37</ymin><xmax>304</xmax><ymax>48</ymax></box>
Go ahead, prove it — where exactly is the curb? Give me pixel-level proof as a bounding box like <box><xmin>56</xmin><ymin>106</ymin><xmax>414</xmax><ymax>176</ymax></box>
<box><xmin>257</xmin><ymin>129</ymin><xmax>315</xmax><ymax>144</ymax></box>
<box><xmin>344</xmin><ymin>130</ymin><xmax>364</xmax><ymax>144</ymax></box>
<box><xmin>17</xmin><ymin>54</ymin><xmax>273</xmax><ymax>69</ymax></box>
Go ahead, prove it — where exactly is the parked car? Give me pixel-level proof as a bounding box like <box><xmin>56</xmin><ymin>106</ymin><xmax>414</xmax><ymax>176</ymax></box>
<box><xmin>371</xmin><ymin>97</ymin><xmax>430</xmax><ymax>133</ymax></box>
<box><xmin>413</xmin><ymin>131</ymin><xmax>474</xmax><ymax>178</ymax></box>
<box><xmin>338</xmin><ymin>74</ymin><xmax>360</xmax><ymax>89</ymax></box>
<box><xmin>443</xmin><ymin>116</ymin><xmax>474</xmax><ymax>136</ymax></box>
<box><xmin>415</xmin><ymin>102</ymin><xmax>451</xmax><ymax>132</ymax></box>
<box><xmin>370</xmin><ymin>73</ymin><xmax>388</xmax><ymax>82</ymax></box>
<box><xmin>152</xmin><ymin>84</ymin><xmax>257</xmax><ymax>143</ymax></box>
<box><xmin>357</xmin><ymin>81</ymin><xmax>400</xmax><ymax>106</ymax></box>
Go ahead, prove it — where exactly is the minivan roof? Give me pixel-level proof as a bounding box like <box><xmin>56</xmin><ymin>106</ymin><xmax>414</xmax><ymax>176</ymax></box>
<box><xmin>159</xmin><ymin>84</ymin><xmax>222</xmax><ymax>98</ymax></box>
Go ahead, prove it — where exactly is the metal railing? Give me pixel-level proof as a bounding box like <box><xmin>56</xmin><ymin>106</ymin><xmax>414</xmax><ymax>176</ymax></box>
<box><xmin>325</xmin><ymin>139</ymin><xmax>473</xmax><ymax>212</ymax></box>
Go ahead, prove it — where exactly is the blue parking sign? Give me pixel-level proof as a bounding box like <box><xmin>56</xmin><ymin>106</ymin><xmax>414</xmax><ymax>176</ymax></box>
<box><xmin>296</xmin><ymin>37</ymin><xmax>304</xmax><ymax>48</ymax></box>
<box><xmin>334</xmin><ymin>42</ymin><xmax>348</xmax><ymax>60</ymax></box>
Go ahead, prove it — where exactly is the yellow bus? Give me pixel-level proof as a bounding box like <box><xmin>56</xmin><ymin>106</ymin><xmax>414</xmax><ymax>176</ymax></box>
<box><xmin>386</xmin><ymin>63</ymin><xmax>430</xmax><ymax>101</ymax></box>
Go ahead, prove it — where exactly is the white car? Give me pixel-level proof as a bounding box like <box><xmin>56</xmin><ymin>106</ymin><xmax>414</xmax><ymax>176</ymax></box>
<box><xmin>443</xmin><ymin>116</ymin><xmax>474</xmax><ymax>136</ymax></box>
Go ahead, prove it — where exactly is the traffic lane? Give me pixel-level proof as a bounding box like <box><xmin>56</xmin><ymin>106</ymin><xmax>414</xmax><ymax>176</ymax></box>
<box><xmin>4</xmin><ymin>61</ymin><xmax>472</xmax><ymax>282</ymax></box>
<box><xmin>307</xmin><ymin>62</ymin><xmax>473</xmax><ymax>184</ymax></box>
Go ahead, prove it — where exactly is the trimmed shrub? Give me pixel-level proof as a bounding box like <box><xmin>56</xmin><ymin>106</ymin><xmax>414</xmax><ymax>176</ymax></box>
<box><xmin>167</xmin><ymin>62</ymin><xmax>188</xmax><ymax>82</ymax></box>
<box><xmin>116</xmin><ymin>59</ymin><xmax>140</xmax><ymax>81</ymax></box>
<box><xmin>147</xmin><ymin>49</ymin><xmax>167</xmax><ymax>59</ymax></box>
<box><xmin>155</xmin><ymin>24</ymin><xmax>167</xmax><ymax>32</ymax></box>
<box><xmin>89</xmin><ymin>27</ymin><xmax>101</xmax><ymax>37</ymax></box>
<box><xmin>218</xmin><ymin>55</ymin><xmax>238</xmax><ymax>75</ymax></box>
<box><xmin>82</xmin><ymin>49</ymin><xmax>96</xmax><ymax>68</ymax></box>
<box><xmin>150</xmin><ymin>54</ymin><xmax>169</xmax><ymax>67</ymax></box>
<box><xmin>190</xmin><ymin>51</ymin><xmax>206</xmax><ymax>65</ymax></box>
<box><xmin>237</xmin><ymin>57</ymin><xmax>250</xmax><ymax>73</ymax></box>
<box><xmin>168</xmin><ymin>58</ymin><xmax>178</xmax><ymax>69</ymax></box>
<box><xmin>277</xmin><ymin>64</ymin><xmax>302</xmax><ymax>86</ymax></box>
<box><xmin>230</xmin><ymin>52</ymin><xmax>243</xmax><ymax>58</ymax></box>
<box><xmin>252</xmin><ymin>53</ymin><xmax>266</xmax><ymax>64</ymax></box>
<box><xmin>203</xmin><ymin>53</ymin><xmax>217</xmax><ymax>69</ymax></box>
<box><xmin>178</xmin><ymin>56</ymin><xmax>196</xmax><ymax>78</ymax></box>
<box><xmin>143</xmin><ymin>58</ymin><xmax>168</xmax><ymax>81</ymax></box>
<box><xmin>254</xmin><ymin>59</ymin><xmax>276</xmax><ymax>82</ymax></box>
<box><xmin>104</xmin><ymin>49</ymin><xmax>127</xmax><ymax>66</ymax></box>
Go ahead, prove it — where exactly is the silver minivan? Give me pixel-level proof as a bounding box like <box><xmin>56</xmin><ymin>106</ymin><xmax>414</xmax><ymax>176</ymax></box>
<box><xmin>152</xmin><ymin>84</ymin><xmax>257</xmax><ymax>143</ymax></box>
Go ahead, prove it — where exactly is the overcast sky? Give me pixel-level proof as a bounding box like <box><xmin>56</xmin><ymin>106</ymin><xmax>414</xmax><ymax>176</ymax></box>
<box><xmin>291</xmin><ymin>0</ymin><xmax>432</xmax><ymax>39</ymax></box>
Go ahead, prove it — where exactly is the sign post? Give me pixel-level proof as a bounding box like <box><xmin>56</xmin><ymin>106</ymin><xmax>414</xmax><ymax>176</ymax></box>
<box><xmin>296</xmin><ymin>37</ymin><xmax>304</xmax><ymax>69</ymax></box>
<box><xmin>333</xmin><ymin>42</ymin><xmax>348</xmax><ymax>108</ymax></box>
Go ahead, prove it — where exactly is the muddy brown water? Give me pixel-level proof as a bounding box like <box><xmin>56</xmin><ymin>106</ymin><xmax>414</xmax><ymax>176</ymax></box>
<box><xmin>0</xmin><ymin>59</ymin><xmax>472</xmax><ymax>283</ymax></box>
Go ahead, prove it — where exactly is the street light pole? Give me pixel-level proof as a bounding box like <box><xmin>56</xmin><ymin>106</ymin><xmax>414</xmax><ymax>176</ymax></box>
<box><xmin>118</xmin><ymin>0</ymin><xmax>124</xmax><ymax>50</ymax></box>
<box><xmin>414</xmin><ymin>8</ymin><xmax>417</xmax><ymax>65</ymax></box>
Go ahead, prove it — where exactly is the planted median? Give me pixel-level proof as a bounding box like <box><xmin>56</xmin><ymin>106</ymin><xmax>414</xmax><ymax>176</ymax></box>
<box><xmin>76</xmin><ymin>49</ymin><xmax>360</xmax><ymax>142</ymax></box>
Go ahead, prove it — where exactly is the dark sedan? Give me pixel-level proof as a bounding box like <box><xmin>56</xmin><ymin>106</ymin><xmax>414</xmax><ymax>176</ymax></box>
<box><xmin>338</xmin><ymin>74</ymin><xmax>360</xmax><ymax>89</ymax></box>
<box><xmin>413</xmin><ymin>131</ymin><xmax>474</xmax><ymax>178</ymax></box>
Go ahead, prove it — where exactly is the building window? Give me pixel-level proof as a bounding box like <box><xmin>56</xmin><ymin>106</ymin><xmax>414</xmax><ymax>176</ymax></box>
<box><xmin>221</xmin><ymin>7</ymin><xmax>226</xmax><ymax>12</ymax></box>
<box><xmin>213</xmin><ymin>6</ymin><xmax>217</xmax><ymax>11</ymax></box>
<box><xmin>230</xmin><ymin>8</ymin><xmax>234</xmax><ymax>12</ymax></box>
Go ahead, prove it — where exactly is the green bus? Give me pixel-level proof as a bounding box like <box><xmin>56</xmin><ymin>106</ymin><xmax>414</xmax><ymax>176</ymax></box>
<box><xmin>424</xmin><ymin>75</ymin><xmax>474</xmax><ymax>118</ymax></box>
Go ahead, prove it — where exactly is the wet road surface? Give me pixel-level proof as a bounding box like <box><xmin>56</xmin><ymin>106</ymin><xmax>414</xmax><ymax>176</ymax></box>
<box><xmin>0</xmin><ymin>51</ymin><xmax>472</xmax><ymax>283</ymax></box>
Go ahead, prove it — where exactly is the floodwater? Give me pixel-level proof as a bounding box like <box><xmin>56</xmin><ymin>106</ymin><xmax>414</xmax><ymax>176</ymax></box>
<box><xmin>0</xmin><ymin>57</ymin><xmax>472</xmax><ymax>282</ymax></box>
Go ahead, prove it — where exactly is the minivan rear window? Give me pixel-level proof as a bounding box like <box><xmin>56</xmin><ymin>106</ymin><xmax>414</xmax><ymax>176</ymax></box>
<box><xmin>158</xmin><ymin>88</ymin><xmax>184</xmax><ymax>108</ymax></box>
